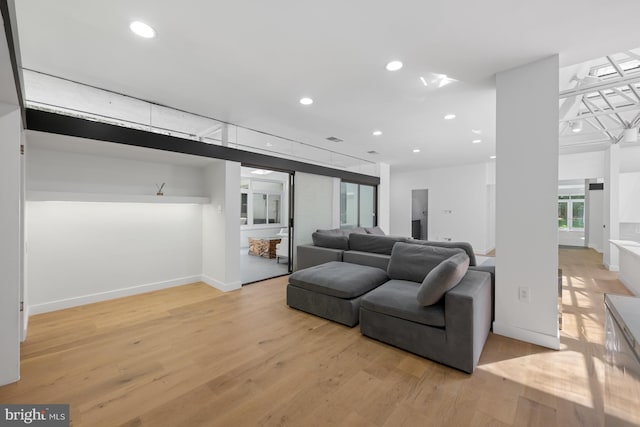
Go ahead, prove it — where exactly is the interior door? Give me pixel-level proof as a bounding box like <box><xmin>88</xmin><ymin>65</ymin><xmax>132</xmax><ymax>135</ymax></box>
<box><xmin>411</xmin><ymin>189</ymin><xmax>428</xmax><ymax>240</ymax></box>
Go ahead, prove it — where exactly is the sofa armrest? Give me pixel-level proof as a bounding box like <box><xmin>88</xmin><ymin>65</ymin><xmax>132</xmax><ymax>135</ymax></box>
<box><xmin>296</xmin><ymin>244</ymin><xmax>344</xmax><ymax>271</ymax></box>
<box><xmin>444</xmin><ymin>270</ymin><xmax>492</xmax><ymax>373</ymax></box>
<box><xmin>468</xmin><ymin>265</ymin><xmax>495</xmax><ymax>321</ymax></box>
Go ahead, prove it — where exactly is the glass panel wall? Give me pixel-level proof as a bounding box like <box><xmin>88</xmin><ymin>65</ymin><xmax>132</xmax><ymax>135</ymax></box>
<box><xmin>340</xmin><ymin>182</ymin><xmax>377</xmax><ymax>228</ymax></box>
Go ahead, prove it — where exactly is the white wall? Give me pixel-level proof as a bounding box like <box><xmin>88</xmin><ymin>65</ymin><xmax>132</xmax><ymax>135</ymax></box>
<box><xmin>27</xmin><ymin>147</ymin><xmax>207</xmax><ymax>197</ymax></box>
<box><xmin>0</xmin><ymin>105</ymin><xmax>22</xmax><ymax>385</ymax></box>
<box><xmin>559</xmin><ymin>151</ymin><xmax>605</xmax><ymax>180</ymax></box>
<box><xmin>495</xmin><ymin>55</ymin><xmax>560</xmax><ymax>350</ymax></box>
<box><xmin>293</xmin><ymin>173</ymin><xmax>337</xmax><ymax>270</ymax></box>
<box><xmin>378</xmin><ymin>162</ymin><xmax>391</xmax><ymax>233</ymax></box>
<box><xmin>389</xmin><ymin>162</ymin><xmax>494</xmax><ymax>254</ymax></box>
<box><xmin>27</xmin><ymin>202</ymin><xmax>203</xmax><ymax>313</ymax></box>
<box><xmin>589</xmin><ymin>187</ymin><xmax>604</xmax><ymax>252</ymax></box>
<box><xmin>604</xmin><ymin>145</ymin><xmax>621</xmax><ymax>270</ymax></box>
<box><xmin>621</xmin><ymin>146</ymin><xmax>640</xmax><ymax>173</ymax></box>
<box><xmin>620</xmin><ymin>172</ymin><xmax>640</xmax><ymax>223</ymax></box>
<box><xmin>202</xmin><ymin>161</ymin><xmax>241</xmax><ymax>290</ymax></box>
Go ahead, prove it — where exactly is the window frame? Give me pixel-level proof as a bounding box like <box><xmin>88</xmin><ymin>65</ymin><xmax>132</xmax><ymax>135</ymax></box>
<box><xmin>340</xmin><ymin>181</ymin><xmax>378</xmax><ymax>229</ymax></box>
<box><xmin>241</xmin><ymin>177</ymin><xmax>285</xmax><ymax>229</ymax></box>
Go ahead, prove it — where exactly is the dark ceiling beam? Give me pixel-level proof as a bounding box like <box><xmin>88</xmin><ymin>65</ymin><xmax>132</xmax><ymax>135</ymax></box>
<box><xmin>25</xmin><ymin>109</ymin><xmax>380</xmax><ymax>186</ymax></box>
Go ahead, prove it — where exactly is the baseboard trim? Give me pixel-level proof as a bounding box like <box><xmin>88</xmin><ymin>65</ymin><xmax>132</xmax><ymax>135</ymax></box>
<box><xmin>618</xmin><ymin>272</ymin><xmax>639</xmax><ymax>296</ymax></box>
<box><xmin>29</xmin><ymin>275</ymin><xmax>202</xmax><ymax>315</ymax></box>
<box><xmin>201</xmin><ymin>275</ymin><xmax>242</xmax><ymax>292</ymax></box>
<box><xmin>21</xmin><ymin>306</ymin><xmax>29</xmax><ymax>342</ymax></box>
<box><xmin>492</xmin><ymin>322</ymin><xmax>560</xmax><ymax>350</ymax></box>
<box><xmin>604</xmin><ymin>262</ymin><xmax>620</xmax><ymax>272</ymax></box>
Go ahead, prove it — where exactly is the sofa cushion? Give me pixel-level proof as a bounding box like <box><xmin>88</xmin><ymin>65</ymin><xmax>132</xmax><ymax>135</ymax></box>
<box><xmin>316</xmin><ymin>228</ymin><xmax>345</xmax><ymax>236</ymax></box>
<box><xmin>360</xmin><ymin>279</ymin><xmax>445</xmax><ymax>327</ymax></box>
<box><xmin>364</xmin><ymin>226</ymin><xmax>386</xmax><ymax>235</ymax></box>
<box><xmin>417</xmin><ymin>252</ymin><xmax>470</xmax><ymax>306</ymax></box>
<box><xmin>312</xmin><ymin>232</ymin><xmax>349</xmax><ymax>250</ymax></box>
<box><xmin>349</xmin><ymin>233</ymin><xmax>407</xmax><ymax>255</ymax></box>
<box><xmin>410</xmin><ymin>240</ymin><xmax>477</xmax><ymax>266</ymax></box>
<box><xmin>387</xmin><ymin>242</ymin><xmax>464</xmax><ymax>283</ymax></box>
<box><xmin>345</xmin><ymin>227</ymin><xmax>367</xmax><ymax>235</ymax></box>
<box><xmin>289</xmin><ymin>261</ymin><xmax>389</xmax><ymax>299</ymax></box>
<box><xmin>343</xmin><ymin>251</ymin><xmax>390</xmax><ymax>271</ymax></box>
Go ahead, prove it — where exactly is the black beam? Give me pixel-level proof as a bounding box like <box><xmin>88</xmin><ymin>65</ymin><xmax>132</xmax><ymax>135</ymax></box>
<box><xmin>26</xmin><ymin>109</ymin><xmax>380</xmax><ymax>186</ymax></box>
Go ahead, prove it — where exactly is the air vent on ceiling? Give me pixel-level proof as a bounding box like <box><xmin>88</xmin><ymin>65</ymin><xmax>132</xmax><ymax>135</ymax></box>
<box><xmin>367</xmin><ymin>150</ymin><xmax>379</xmax><ymax>155</ymax></box>
<box><xmin>326</xmin><ymin>136</ymin><xmax>343</xmax><ymax>143</ymax></box>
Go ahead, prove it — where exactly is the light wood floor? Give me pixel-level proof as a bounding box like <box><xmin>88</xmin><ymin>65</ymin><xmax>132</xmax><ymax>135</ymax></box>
<box><xmin>0</xmin><ymin>248</ymin><xmax>632</xmax><ymax>426</ymax></box>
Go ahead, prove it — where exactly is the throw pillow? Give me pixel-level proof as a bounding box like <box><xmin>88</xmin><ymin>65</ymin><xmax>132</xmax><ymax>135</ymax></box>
<box><xmin>416</xmin><ymin>252</ymin><xmax>470</xmax><ymax>306</ymax></box>
<box><xmin>312</xmin><ymin>232</ymin><xmax>349</xmax><ymax>250</ymax></box>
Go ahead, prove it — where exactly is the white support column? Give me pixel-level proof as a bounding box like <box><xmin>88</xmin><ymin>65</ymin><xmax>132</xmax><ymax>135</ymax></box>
<box><xmin>0</xmin><ymin>105</ymin><xmax>21</xmax><ymax>385</ymax></box>
<box><xmin>202</xmin><ymin>160</ymin><xmax>241</xmax><ymax>291</ymax></box>
<box><xmin>604</xmin><ymin>144</ymin><xmax>621</xmax><ymax>271</ymax></box>
<box><xmin>494</xmin><ymin>55</ymin><xmax>560</xmax><ymax>350</ymax></box>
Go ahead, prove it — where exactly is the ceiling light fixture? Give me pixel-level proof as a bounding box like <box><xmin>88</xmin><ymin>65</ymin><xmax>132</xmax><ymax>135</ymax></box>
<box><xmin>372</xmin><ymin>130</ymin><xmax>382</xmax><ymax>136</ymax></box>
<box><xmin>420</xmin><ymin>77</ymin><xmax>428</xmax><ymax>87</ymax></box>
<box><xmin>299</xmin><ymin>97</ymin><xmax>313</xmax><ymax>105</ymax></box>
<box><xmin>489</xmin><ymin>155</ymin><xmax>496</xmax><ymax>159</ymax></box>
<box><xmin>386</xmin><ymin>60</ymin><xmax>403</xmax><ymax>71</ymax></box>
<box><xmin>444</xmin><ymin>114</ymin><xmax>456</xmax><ymax>120</ymax></box>
<box><xmin>251</xmin><ymin>169</ymin><xmax>273</xmax><ymax>175</ymax></box>
<box><xmin>471</xmin><ymin>129</ymin><xmax>482</xmax><ymax>135</ymax></box>
<box><xmin>413</xmin><ymin>149</ymin><xmax>421</xmax><ymax>153</ymax></box>
<box><xmin>472</xmin><ymin>139</ymin><xmax>482</xmax><ymax>144</ymax></box>
<box><xmin>436</xmin><ymin>74</ymin><xmax>456</xmax><ymax>88</ymax></box>
<box><xmin>570</xmin><ymin>121</ymin><xmax>583</xmax><ymax>133</ymax></box>
<box><xmin>130</xmin><ymin>21</ymin><xmax>156</xmax><ymax>38</ymax></box>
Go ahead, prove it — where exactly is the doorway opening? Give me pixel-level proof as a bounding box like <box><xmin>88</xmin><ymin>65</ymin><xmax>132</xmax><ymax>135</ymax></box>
<box><xmin>240</xmin><ymin>166</ymin><xmax>293</xmax><ymax>285</ymax></box>
<box><xmin>411</xmin><ymin>189</ymin><xmax>428</xmax><ymax>240</ymax></box>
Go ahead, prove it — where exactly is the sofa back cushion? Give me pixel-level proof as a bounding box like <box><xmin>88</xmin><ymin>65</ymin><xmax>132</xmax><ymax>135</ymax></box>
<box><xmin>364</xmin><ymin>226</ymin><xmax>386</xmax><ymax>235</ymax></box>
<box><xmin>316</xmin><ymin>228</ymin><xmax>345</xmax><ymax>236</ymax></box>
<box><xmin>416</xmin><ymin>252</ymin><xmax>470</xmax><ymax>306</ymax></box>
<box><xmin>410</xmin><ymin>240</ymin><xmax>477</xmax><ymax>266</ymax></box>
<box><xmin>387</xmin><ymin>242</ymin><xmax>464</xmax><ymax>282</ymax></box>
<box><xmin>316</xmin><ymin>227</ymin><xmax>367</xmax><ymax>237</ymax></box>
<box><xmin>349</xmin><ymin>233</ymin><xmax>407</xmax><ymax>255</ymax></box>
<box><xmin>311</xmin><ymin>232</ymin><xmax>349</xmax><ymax>250</ymax></box>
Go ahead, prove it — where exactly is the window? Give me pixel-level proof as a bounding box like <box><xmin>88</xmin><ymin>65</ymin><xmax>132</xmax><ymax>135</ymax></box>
<box><xmin>241</xmin><ymin>178</ymin><xmax>284</xmax><ymax>227</ymax></box>
<box><xmin>558</xmin><ymin>194</ymin><xmax>584</xmax><ymax>230</ymax></box>
<box><xmin>340</xmin><ymin>182</ymin><xmax>376</xmax><ymax>228</ymax></box>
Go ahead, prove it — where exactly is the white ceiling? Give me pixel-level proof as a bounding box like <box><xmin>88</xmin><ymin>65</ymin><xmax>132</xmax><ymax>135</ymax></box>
<box><xmin>14</xmin><ymin>0</ymin><xmax>640</xmax><ymax>171</ymax></box>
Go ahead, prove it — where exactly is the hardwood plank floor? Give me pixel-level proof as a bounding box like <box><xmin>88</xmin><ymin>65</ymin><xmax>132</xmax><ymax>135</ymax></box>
<box><xmin>0</xmin><ymin>248</ymin><xmax>633</xmax><ymax>426</ymax></box>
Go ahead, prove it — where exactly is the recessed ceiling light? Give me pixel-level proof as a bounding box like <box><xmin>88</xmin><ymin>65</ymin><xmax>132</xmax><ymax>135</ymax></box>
<box><xmin>444</xmin><ymin>114</ymin><xmax>456</xmax><ymax>120</ymax></box>
<box><xmin>413</xmin><ymin>149</ymin><xmax>421</xmax><ymax>153</ymax></box>
<box><xmin>372</xmin><ymin>130</ymin><xmax>382</xmax><ymax>136</ymax></box>
<box><xmin>471</xmin><ymin>129</ymin><xmax>482</xmax><ymax>135</ymax></box>
<box><xmin>299</xmin><ymin>97</ymin><xmax>313</xmax><ymax>105</ymax></box>
<box><xmin>386</xmin><ymin>61</ymin><xmax>403</xmax><ymax>71</ymax></box>
<box><xmin>489</xmin><ymin>155</ymin><xmax>496</xmax><ymax>159</ymax></box>
<box><xmin>472</xmin><ymin>139</ymin><xmax>482</xmax><ymax>144</ymax></box>
<box><xmin>251</xmin><ymin>169</ymin><xmax>273</xmax><ymax>175</ymax></box>
<box><xmin>130</xmin><ymin>21</ymin><xmax>156</xmax><ymax>39</ymax></box>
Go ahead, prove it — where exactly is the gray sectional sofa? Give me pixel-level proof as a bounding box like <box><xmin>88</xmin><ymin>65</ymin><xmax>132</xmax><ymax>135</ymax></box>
<box><xmin>287</xmin><ymin>228</ymin><xmax>494</xmax><ymax>373</ymax></box>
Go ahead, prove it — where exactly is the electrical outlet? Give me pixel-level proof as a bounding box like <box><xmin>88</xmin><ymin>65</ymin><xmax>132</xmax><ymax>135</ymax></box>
<box><xmin>519</xmin><ymin>286</ymin><xmax>530</xmax><ymax>303</ymax></box>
